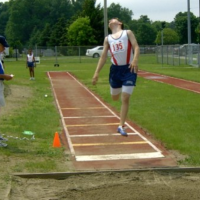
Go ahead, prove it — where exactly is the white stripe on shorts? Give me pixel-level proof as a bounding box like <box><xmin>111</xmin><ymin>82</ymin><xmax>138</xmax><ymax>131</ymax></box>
<box><xmin>110</xmin><ymin>86</ymin><xmax>135</xmax><ymax>95</ymax></box>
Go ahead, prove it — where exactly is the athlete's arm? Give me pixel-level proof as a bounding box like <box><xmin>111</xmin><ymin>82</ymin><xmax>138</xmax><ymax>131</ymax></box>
<box><xmin>0</xmin><ymin>74</ymin><xmax>13</xmax><ymax>80</ymax></box>
<box><xmin>92</xmin><ymin>37</ymin><xmax>109</xmax><ymax>85</ymax></box>
<box><xmin>127</xmin><ymin>30</ymin><xmax>140</xmax><ymax>73</ymax></box>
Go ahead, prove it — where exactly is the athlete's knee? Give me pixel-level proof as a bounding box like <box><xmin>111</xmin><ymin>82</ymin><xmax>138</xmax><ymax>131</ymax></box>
<box><xmin>112</xmin><ymin>94</ymin><xmax>120</xmax><ymax>101</ymax></box>
<box><xmin>121</xmin><ymin>93</ymin><xmax>130</xmax><ymax>103</ymax></box>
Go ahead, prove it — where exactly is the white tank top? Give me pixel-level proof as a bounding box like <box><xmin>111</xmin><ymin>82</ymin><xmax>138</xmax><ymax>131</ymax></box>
<box><xmin>108</xmin><ymin>30</ymin><xmax>133</xmax><ymax>66</ymax></box>
<box><xmin>27</xmin><ymin>54</ymin><xmax>34</xmax><ymax>62</ymax></box>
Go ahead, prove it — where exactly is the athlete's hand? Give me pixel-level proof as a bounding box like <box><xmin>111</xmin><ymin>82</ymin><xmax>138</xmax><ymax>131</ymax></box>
<box><xmin>4</xmin><ymin>74</ymin><xmax>13</xmax><ymax>81</ymax></box>
<box><xmin>92</xmin><ymin>74</ymin><xmax>98</xmax><ymax>85</ymax></box>
<box><xmin>129</xmin><ymin>61</ymin><xmax>138</xmax><ymax>73</ymax></box>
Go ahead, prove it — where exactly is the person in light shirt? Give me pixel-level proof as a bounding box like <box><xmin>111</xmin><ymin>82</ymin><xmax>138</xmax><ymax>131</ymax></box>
<box><xmin>92</xmin><ymin>18</ymin><xmax>140</xmax><ymax>136</ymax></box>
<box><xmin>26</xmin><ymin>49</ymin><xmax>36</xmax><ymax>80</ymax></box>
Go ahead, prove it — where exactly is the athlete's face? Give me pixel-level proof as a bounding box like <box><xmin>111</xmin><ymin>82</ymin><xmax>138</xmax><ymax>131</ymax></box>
<box><xmin>108</xmin><ymin>19</ymin><xmax>122</xmax><ymax>29</ymax></box>
<box><xmin>0</xmin><ymin>43</ymin><xmax>5</xmax><ymax>53</ymax></box>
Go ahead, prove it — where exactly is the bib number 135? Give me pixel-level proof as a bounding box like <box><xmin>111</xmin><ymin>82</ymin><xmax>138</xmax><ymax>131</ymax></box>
<box><xmin>111</xmin><ymin>41</ymin><xmax>125</xmax><ymax>53</ymax></box>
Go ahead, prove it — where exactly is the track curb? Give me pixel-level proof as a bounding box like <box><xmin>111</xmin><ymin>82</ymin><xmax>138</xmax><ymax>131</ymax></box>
<box><xmin>13</xmin><ymin>167</ymin><xmax>200</xmax><ymax>179</ymax></box>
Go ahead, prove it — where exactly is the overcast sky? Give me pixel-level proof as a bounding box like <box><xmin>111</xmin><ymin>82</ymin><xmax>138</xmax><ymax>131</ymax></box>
<box><xmin>0</xmin><ymin>0</ymin><xmax>199</xmax><ymax>22</ymax></box>
<box><xmin>96</xmin><ymin>0</ymin><xmax>199</xmax><ymax>22</ymax></box>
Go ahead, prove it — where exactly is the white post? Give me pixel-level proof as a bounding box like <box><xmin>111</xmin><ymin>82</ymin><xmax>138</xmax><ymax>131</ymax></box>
<box><xmin>104</xmin><ymin>0</ymin><xmax>108</xmax><ymax>37</ymax></box>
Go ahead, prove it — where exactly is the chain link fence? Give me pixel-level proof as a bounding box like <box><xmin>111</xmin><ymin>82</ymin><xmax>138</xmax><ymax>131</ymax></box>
<box><xmin>5</xmin><ymin>46</ymin><xmax>107</xmax><ymax>64</ymax></box>
<box><xmin>156</xmin><ymin>44</ymin><xmax>200</xmax><ymax>67</ymax></box>
<box><xmin>5</xmin><ymin>45</ymin><xmax>157</xmax><ymax>64</ymax></box>
<box><xmin>4</xmin><ymin>44</ymin><xmax>200</xmax><ymax>67</ymax></box>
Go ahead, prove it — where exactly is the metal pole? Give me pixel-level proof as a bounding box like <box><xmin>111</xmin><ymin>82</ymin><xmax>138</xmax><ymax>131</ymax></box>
<box><xmin>161</xmin><ymin>30</ymin><xmax>163</xmax><ymax>67</ymax></box>
<box><xmin>187</xmin><ymin>0</ymin><xmax>192</xmax><ymax>64</ymax></box>
<box><xmin>199</xmin><ymin>0</ymin><xmax>200</xmax><ymax>67</ymax></box>
<box><xmin>187</xmin><ymin>0</ymin><xmax>191</xmax><ymax>44</ymax></box>
<box><xmin>199</xmin><ymin>0</ymin><xmax>200</xmax><ymax>43</ymax></box>
<box><xmin>104</xmin><ymin>0</ymin><xmax>108</xmax><ymax>37</ymax></box>
<box><xmin>79</xmin><ymin>46</ymin><xmax>81</xmax><ymax>63</ymax></box>
<box><xmin>15</xmin><ymin>48</ymin><xmax>18</xmax><ymax>61</ymax></box>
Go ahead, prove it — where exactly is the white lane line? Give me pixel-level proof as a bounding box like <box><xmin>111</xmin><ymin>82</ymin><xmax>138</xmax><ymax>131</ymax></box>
<box><xmin>64</xmin><ymin>115</ymin><xmax>115</xmax><ymax>119</ymax></box>
<box><xmin>70</xmin><ymin>133</ymin><xmax>137</xmax><ymax>137</ymax></box>
<box><xmin>76</xmin><ymin>152</ymin><xmax>164</xmax><ymax>161</ymax></box>
<box><xmin>175</xmin><ymin>85</ymin><xmax>200</xmax><ymax>94</ymax></box>
<box><xmin>140</xmin><ymin>70</ymin><xmax>200</xmax><ymax>85</ymax></box>
<box><xmin>47</xmin><ymin>72</ymin><xmax>76</xmax><ymax>156</ymax></box>
<box><xmin>49</xmin><ymin>72</ymin><xmax>164</xmax><ymax>159</ymax></box>
<box><xmin>61</xmin><ymin>107</ymin><xmax>105</xmax><ymax>109</ymax></box>
<box><xmin>67</xmin><ymin>72</ymin><xmax>164</xmax><ymax>155</ymax></box>
<box><xmin>66</xmin><ymin>123</ymin><xmax>119</xmax><ymax>127</ymax></box>
<box><xmin>73</xmin><ymin>141</ymin><xmax>147</xmax><ymax>147</ymax></box>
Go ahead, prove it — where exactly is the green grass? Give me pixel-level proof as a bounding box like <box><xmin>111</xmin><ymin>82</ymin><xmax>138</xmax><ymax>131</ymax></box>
<box><xmin>139</xmin><ymin>54</ymin><xmax>200</xmax><ymax>82</ymax></box>
<box><xmin>1</xmin><ymin>54</ymin><xmax>200</xmax><ymax>172</ymax></box>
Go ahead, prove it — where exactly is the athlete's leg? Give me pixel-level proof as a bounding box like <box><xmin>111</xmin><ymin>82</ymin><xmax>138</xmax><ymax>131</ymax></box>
<box><xmin>110</xmin><ymin>87</ymin><xmax>121</xmax><ymax>101</ymax></box>
<box><xmin>29</xmin><ymin>68</ymin><xmax>31</xmax><ymax>77</ymax></box>
<box><xmin>32</xmin><ymin>67</ymin><xmax>35</xmax><ymax>78</ymax></box>
<box><xmin>120</xmin><ymin>92</ymin><xmax>131</xmax><ymax>126</ymax></box>
<box><xmin>119</xmin><ymin>86</ymin><xmax>135</xmax><ymax>126</ymax></box>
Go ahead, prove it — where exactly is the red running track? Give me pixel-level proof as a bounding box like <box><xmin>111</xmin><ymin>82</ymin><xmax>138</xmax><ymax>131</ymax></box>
<box><xmin>138</xmin><ymin>70</ymin><xmax>200</xmax><ymax>94</ymax></box>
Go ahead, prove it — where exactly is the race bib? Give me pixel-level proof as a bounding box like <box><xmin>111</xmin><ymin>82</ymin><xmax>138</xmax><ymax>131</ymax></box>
<box><xmin>110</xmin><ymin>40</ymin><xmax>125</xmax><ymax>54</ymax></box>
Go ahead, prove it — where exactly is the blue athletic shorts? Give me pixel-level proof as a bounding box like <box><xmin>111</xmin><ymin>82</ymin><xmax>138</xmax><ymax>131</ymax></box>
<box><xmin>109</xmin><ymin>64</ymin><xmax>137</xmax><ymax>88</ymax></box>
<box><xmin>27</xmin><ymin>61</ymin><xmax>34</xmax><ymax>67</ymax></box>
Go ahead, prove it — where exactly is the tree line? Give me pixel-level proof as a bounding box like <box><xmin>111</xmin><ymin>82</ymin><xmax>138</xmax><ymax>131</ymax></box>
<box><xmin>0</xmin><ymin>0</ymin><xmax>199</xmax><ymax>49</ymax></box>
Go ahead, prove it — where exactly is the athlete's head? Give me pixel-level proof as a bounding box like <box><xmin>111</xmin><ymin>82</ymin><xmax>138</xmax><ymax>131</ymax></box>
<box><xmin>28</xmin><ymin>49</ymin><xmax>33</xmax><ymax>55</ymax></box>
<box><xmin>0</xmin><ymin>35</ymin><xmax>9</xmax><ymax>53</ymax></box>
<box><xmin>108</xmin><ymin>18</ymin><xmax>124</xmax><ymax>30</ymax></box>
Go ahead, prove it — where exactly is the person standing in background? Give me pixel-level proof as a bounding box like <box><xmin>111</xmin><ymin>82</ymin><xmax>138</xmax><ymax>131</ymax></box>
<box><xmin>0</xmin><ymin>35</ymin><xmax>13</xmax><ymax>147</ymax></box>
<box><xmin>0</xmin><ymin>51</ymin><xmax>5</xmax><ymax>69</ymax></box>
<box><xmin>26</xmin><ymin>49</ymin><xmax>36</xmax><ymax>80</ymax></box>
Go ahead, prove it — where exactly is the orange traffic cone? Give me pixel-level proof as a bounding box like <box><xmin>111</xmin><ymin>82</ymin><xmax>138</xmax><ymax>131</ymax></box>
<box><xmin>53</xmin><ymin>132</ymin><xmax>61</xmax><ymax>147</ymax></box>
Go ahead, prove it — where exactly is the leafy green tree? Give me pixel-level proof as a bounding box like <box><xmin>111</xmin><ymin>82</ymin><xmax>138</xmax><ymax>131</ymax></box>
<box><xmin>0</xmin><ymin>2</ymin><xmax>10</xmax><ymax>35</ymax></box>
<box><xmin>48</xmin><ymin>0</ymin><xmax>73</xmax><ymax>25</ymax></box>
<box><xmin>67</xmin><ymin>17</ymin><xmax>97</xmax><ymax>45</ymax></box>
<box><xmin>6</xmin><ymin>0</ymin><xmax>50</xmax><ymax>45</ymax></box>
<box><xmin>28</xmin><ymin>28</ymin><xmax>42</xmax><ymax>47</ymax></box>
<box><xmin>174</xmin><ymin>12</ymin><xmax>198</xmax><ymax>44</ymax></box>
<box><xmin>71</xmin><ymin>0</ymin><xmax>85</xmax><ymax>14</ymax></box>
<box><xmin>48</xmin><ymin>17</ymin><xmax>68</xmax><ymax>46</ymax></box>
<box><xmin>195</xmin><ymin>24</ymin><xmax>200</xmax><ymax>43</ymax></box>
<box><xmin>138</xmin><ymin>15</ymin><xmax>151</xmax><ymax>24</ymax></box>
<box><xmin>81</xmin><ymin>0</ymin><xmax>104</xmax><ymax>44</ymax></box>
<box><xmin>107</xmin><ymin>3</ymin><xmax>133</xmax><ymax>25</ymax></box>
<box><xmin>152</xmin><ymin>21</ymin><xmax>170</xmax><ymax>32</ymax></box>
<box><xmin>128</xmin><ymin>16</ymin><xmax>157</xmax><ymax>45</ymax></box>
<box><xmin>2</xmin><ymin>0</ymin><xmax>200</xmax><ymax>47</ymax></box>
<box><xmin>128</xmin><ymin>20</ymin><xmax>140</xmax><ymax>33</ymax></box>
<box><xmin>155</xmin><ymin>28</ymin><xmax>179</xmax><ymax>44</ymax></box>
<box><xmin>136</xmin><ymin>23</ymin><xmax>157</xmax><ymax>45</ymax></box>
<box><xmin>5</xmin><ymin>0</ymin><xmax>73</xmax><ymax>46</ymax></box>
<box><xmin>38</xmin><ymin>23</ymin><xmax>52</xmax><ymax>46</ymax></box>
